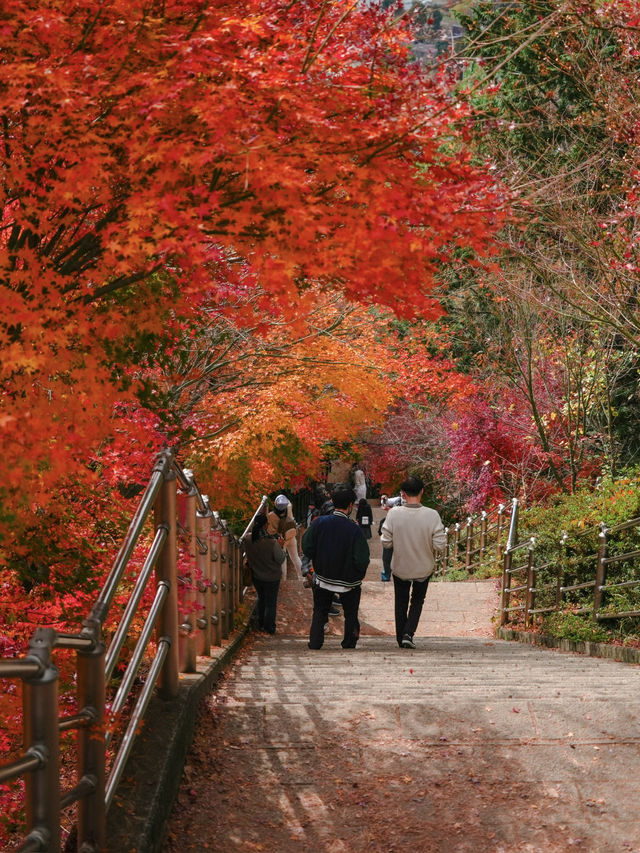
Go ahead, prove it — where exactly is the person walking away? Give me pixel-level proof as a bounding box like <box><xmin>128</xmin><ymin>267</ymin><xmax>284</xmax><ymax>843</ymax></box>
<box><xmin>353</xmin><ymin>466</ymin><xmax>367</xmax><ymax>502</ymax></box>
<box><xmin>379</xmin><ymin>494</ymin><xmax>402</xmax><ymax>580</ymax></box>
<box><xmin>356</xmin><ymin>497</ymin><xmax>373</xmax><ymax>540</ymax></box>
<box><xmin>380</xmin><ymin>476</ymin><xmax>446</xmax><ymax>649</ymax></box>
<box><xmin>243</xmin><ymin>513</ymin><xmax>286</xmax><ymax>634</ymax></box>
<box><xmin>268</xmin><ymin>494</ymin><xmax>301</xmax><ymax>580</ymax></box>
<box><xmin>302</xmin><ymin>487</ymin><xmax>369</xmax><ymax>650</ymax></box>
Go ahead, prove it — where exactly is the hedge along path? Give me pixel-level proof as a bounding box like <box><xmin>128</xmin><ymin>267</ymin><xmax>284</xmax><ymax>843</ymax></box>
<box><xmin>163</xmin><ymin>505</ymin><xmax>640</xmax><ymax>853</ymax></box>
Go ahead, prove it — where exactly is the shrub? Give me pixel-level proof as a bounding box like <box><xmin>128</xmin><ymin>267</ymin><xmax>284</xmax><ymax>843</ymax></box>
<box><xmin>541</xmin><ymin>611</ymin><xmax>611</xmax><ymax>644</ymax></box>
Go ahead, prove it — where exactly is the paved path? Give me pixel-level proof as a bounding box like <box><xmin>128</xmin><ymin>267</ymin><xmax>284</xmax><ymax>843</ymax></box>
<box><xmin>163</xmin><ymin>506</ymin><xmax>640</xmax><ymax>853</ymax></box>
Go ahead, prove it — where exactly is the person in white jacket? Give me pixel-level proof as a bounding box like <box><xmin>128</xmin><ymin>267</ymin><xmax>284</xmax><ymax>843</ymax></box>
<box><xmin>353</xmin><ymin>466</ymin><xmax>367</xmax><ymax>502</ymax></box>
<box><xmin>380</xmin><ymin>476</ymin><xmax>446</xmax><ymax>649</ymax></box>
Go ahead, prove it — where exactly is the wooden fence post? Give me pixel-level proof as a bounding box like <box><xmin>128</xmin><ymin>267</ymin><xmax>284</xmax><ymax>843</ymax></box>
<box><xmin>479</xmin><ymin>511</ymin><xmax>487</xmax><ymax>564</ymax></box>
<box><xmin>453</xmin><ymin>522</ymin><xmax>460</xmax><ymax>565</ymax></box>
<box><xmin>500</xmin><ymin>548</ymin><xmax>513</xmax><ymax>626</ymax></box>
<box><xmin>220</xmin><ymin>532</ymin><xmax>231</xmax><ymax>639</ymax></box>
<box><xmin>178</xmin><ymin>469</ymin><xmax>198</xmax><ymax>673</ymax></box>
<box><xmin>155</xmin><ymin>470</ymin><xmax>179</xmax><ymax>699</ymax></box>
<box><xmin>197</xmin><ymin>505</ymin><xmax>212</xmax><ymax>655</ymax></box>
<box><xmin>525</xmin><ymin>537</ymin><xmax>536</xmax><ymax>628</ymax></box>
<box><xmin>210</xmin><ymin>526</ymin><xmax>222</xmax><ymax>646</ymax></box>
<box><xmin>496</xmin><ymin>503</ymin><xmax>505</xmax><ymax>559</ymax></box>
<box><xmin>76</xmin><ymin>639</ymin><xmax>105</xmax><ymax>851</ymax></box>
<box><xmin>23</xmin><ymin>630</ymin><xmax>61</xmax><ymax>853</ymax></box>
<box><xmin>593</xmin><ymin>523</ymin><xmax>608</xmax><ymax>620</ymax></box>
<box><xmin>557</xmin><ymin>532</ymin><xmax>568</xmax><ymax>613</ymax></box>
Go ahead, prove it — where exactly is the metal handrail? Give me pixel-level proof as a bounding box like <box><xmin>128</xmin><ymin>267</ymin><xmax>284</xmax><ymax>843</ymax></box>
<box><xmin>89</xmin><ymin>452</ymin><xmax>171</xmax><ymax>627</ymax></box>
<box><xmin>105</xmin><ymin>582</ymin><xmax>170</xmax><ymax>747</ymax></box>
<box><xmin>105</xmin><ymin>638</ymin><xmax>171</xmax><ymax>812</ymax></box>
<box><xmin>0</xmin><ymin>447</ymin><xmax>264</xmax><ymax>853</ymax></box>
<box><xmin>241</xmin><ymin>495</ymin><xmax>269</xmax><ymax>540</ymax></box>
<box><xmin>104</xmin><ymin>524</ymin><xmax>168</xmax><ymax>682</ymax></box>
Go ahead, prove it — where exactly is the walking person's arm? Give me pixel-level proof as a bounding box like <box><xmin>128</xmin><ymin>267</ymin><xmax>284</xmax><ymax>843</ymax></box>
<box><xmin>302</xmin><ymin>524</ymin><xmax>316</xmax><ymax>560</ymax></box>
<box><xmin>352</xmin><ymin>533</ymin><xmax>370</xmax><ymax>581</ymax></box>
<box><xmin>432</xmin><ymin>517</ymin><xmax>447</xmax><ymax>552</ymax></box>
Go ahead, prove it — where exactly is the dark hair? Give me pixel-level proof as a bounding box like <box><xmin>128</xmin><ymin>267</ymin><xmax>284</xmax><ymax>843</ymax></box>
<box><xmin>320</xmin><ymin>500</ymin><xmax>334</xmax><ymax>515</ymax></box>
<box><xmin>251</xmin><ymin>513</ymin><xmax>268</xmax><ymax>541</ymax></box>
<box><xmin>358</xmin><ymin>498</ymin><xmax>369</xmax><ymax>508</ymax></box>
<box><xmin>332</xmin><ymin>487</ymin><xmax>356</xmax><ymax>510</ymax></box>
<box><xmin>400</xmin><ymin>476</ymin><xmax>424</xmax><ymax>497</ymax></box>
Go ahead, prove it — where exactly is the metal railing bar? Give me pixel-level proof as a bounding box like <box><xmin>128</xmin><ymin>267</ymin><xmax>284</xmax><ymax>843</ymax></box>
<box><xmin>602</xmin><ymin>549</ymin><xmax>640</xmax><ymax>566</ymax></box>
<box><xmin>529</xmin><ymin>560</ymin><xmax>555</xmax><ymax>572</ymax></box>
<box><xmin>528</xmin><ymin>606</ymin><xmax>557</xmax><ymax>615</ymax></box>
<box><xmin>506</xmin><ymin>583</ymin><xmax>528</xmax><ymax>594</ymax></box>
<box><xmin>59</xmin><ymin>709</ymin><xmax>94</xmax><ymax>733</ymax></box>
<box><xmin>53</xmin><ymin>633</ymin><xmax>96</xmax><ymax>651</ymax></box>
<box><xmin>600</xmin><ymin>578</ymin><xmax>640</xmax><ymax>592</ymax></box>
<box><xmin>104</xmin><ymin>525</ymin><xmax>168</xmax><ymax>683</ymax></box>
<box><xmin>507</xmin><ymin>539</ymin><xmax>533</xmax><ymax>554</ymax></box>
<box><xmin>507</xmin><ymin>564</ymin><xmax>529</xmax><ymax>575</ymax></box>
<box><xmin>240</xmin><ymin>496</ymin><xmax>269</xmax><ymax>541</ymax></box>
<box><xmin>503</xmin><ymin>603</ymin><xmax>526</xmax><ymax>613</ymax></box>
<box><xmin>105</xmin><ymin>638</ymin><xmax>170</xmax><ymax>812</ymax></box>
<box><xmin>172</xmin><ymin>462</ymin><xmax>195</xmax><ymax>494</ymax></box>
<box><xmin>608</xmin><ymin>516</ymin><xmax>640</xmax><ymax>534</ymax></box>
<box><xmin>171</xmin><ymin>464</ymin><xmax>210</xmax><ymax>516</ymax></box>
<box><xmin>105</xmin><ymin>582</ymin><xmax>170</xmax><ymax>746</ymax></box>
<box><xmin>0</xmin><ymin>658</ymin><xmax>44</xmax><ymax>680</ymax></box>
<box><xmin>0</xmin><ymin>750</ymin><xmax>43</xmax><ymax>784</ymax></box>
<box><xmin>562</xmin><ymin>526</ymin><xmax>601</xmax><ymax>543</ymax></box>
<box><xmin>597</xmin><ymin>609</ymin><xmax>640</xmax><ymax>621</ymax></box>
<box><xmin>90</xmin><ymin>467</ymin><xmax>166</xmax><ymax>625</ymax></box>
<box><xmin>60</xmin><ymin>774</ymin><xmax>97</xmax><ymax>810</ymax></box>
<box><xmin>560</xmin><ymin>580</ymin><xmax>596</xmax><ymax>592</ymax></box>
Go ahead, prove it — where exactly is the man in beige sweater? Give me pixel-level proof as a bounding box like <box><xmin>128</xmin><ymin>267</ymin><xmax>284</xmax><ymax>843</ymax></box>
<box><xmin>380</xmin><ymin>476</ymin><xmax>446</xmax><ymax>649</ymax></box>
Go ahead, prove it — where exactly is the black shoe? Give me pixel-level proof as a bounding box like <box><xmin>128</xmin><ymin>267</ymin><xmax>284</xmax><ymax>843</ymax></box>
<box><xmin>401</xmin><ymin>634</ymin><xmax>416</xmax><ymax>649</ymax></box>
<box><xmin>328</xmin><ymin>605</ymin><xmax>340</xmax><ymax>616</ymax></box>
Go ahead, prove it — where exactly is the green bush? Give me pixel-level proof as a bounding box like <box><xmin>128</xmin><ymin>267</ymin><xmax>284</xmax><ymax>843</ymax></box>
<box><xmin>518</xmin><ymin>472</ymin><xmax>640</xmax><ymax>619</ymax></box>
<box><xmin>541</xmin><ymin>611</ymin><xmax>611</xmax><ymax>644</ymax></box>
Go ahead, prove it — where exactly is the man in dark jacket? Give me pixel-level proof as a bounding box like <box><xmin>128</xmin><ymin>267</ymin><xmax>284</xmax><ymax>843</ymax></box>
<box><xmin>302</xmin><ymin>487</ymin><xmax>370</xmax><ymax>650</ymax></box>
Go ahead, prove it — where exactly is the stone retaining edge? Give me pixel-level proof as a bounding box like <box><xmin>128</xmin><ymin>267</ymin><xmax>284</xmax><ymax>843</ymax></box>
<box><xmin>497</xmin><ymin>626</ymin><xmax>640</xmax><ymax>664</ymax></box>
<box><xmin>104</xmin><ymin>602</ymin><xmax>255</xmax><ymax>853</ymax></box>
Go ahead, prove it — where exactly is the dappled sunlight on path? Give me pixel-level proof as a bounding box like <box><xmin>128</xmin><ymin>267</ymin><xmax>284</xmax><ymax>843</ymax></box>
<box><xmin>163</xmin><ymin>503</ymin><xmax>640</xmax><ymax>853</ymax></box>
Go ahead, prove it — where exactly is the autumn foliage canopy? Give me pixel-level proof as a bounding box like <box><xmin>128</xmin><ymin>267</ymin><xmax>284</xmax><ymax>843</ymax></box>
<box><xmin>0</xmin><ymin>0</ymin><xmax>505</xmax><ymax>542</ymax></box>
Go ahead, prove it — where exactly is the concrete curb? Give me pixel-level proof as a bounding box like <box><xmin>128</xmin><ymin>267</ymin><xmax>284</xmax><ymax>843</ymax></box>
<box><xmin>104</xmin><ymin>603</ymin><xmax>255</xmax><ymax>853</ymax></box>
<box><xmin>497</xmin><ymin>626</ymin><xmax>640</xmax><ymax>664</ymax></box>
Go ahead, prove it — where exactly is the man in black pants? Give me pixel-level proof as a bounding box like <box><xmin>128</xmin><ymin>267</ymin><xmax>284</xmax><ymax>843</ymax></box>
<box><xmin>302</xmin><ymin>487</ymin><xmax>370</xmax><ymax>650</ymax></box>
<box><xmin>380</xmin><ymin>476</ymin><xmax>446</xmax><ymax>649</ymax></box>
